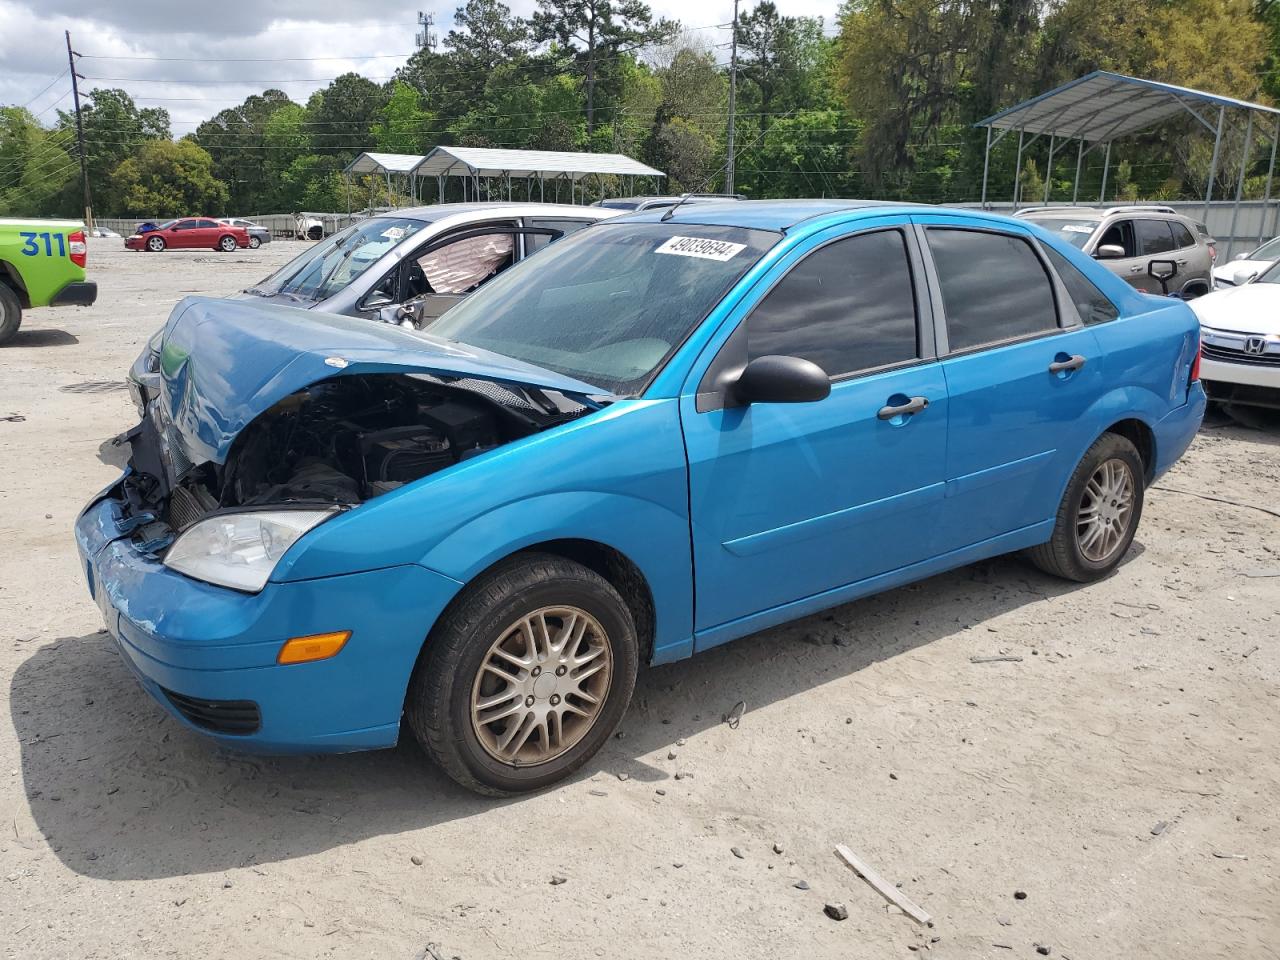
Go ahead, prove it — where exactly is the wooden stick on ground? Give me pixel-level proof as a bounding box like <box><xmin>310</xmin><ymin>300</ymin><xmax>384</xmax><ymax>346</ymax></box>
<box><xmin>834</xmin><ymin>843</ymin><xmax>932</xmax><ymax>926</ymax></box>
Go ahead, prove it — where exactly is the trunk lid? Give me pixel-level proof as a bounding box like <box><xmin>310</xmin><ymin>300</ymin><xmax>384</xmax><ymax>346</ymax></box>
<box><xmin>153</xmin><ymin>296</ymin><xmax>607</xmax><ymax>466</ymax></box>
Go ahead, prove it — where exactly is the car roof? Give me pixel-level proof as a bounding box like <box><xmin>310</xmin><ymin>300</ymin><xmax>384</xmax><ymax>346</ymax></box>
<box><xmin>378</xmin><ymin>201</ymin><xmax>621</xmax><ymax>223</ymax></box>
<box><xmin>617</xmin><ymin>198</ymin><xmax>941</xmax><ymax>231</ymax></box>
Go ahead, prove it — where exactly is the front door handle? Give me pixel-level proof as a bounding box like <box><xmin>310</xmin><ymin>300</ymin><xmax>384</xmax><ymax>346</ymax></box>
<box><xmin>1048</xmin><ymin>354</ymin><xmax>1087</xmax><ymax>374</ymax></box>
<box><xmin>877</xmin><ymin>396</ymin><xmax>929</xmax><ymax>420</ymax></box>
<box><xmin>1129</xmin><ymin>264</ymin><xmax>1143</xmax><ymax>273</ymax></box>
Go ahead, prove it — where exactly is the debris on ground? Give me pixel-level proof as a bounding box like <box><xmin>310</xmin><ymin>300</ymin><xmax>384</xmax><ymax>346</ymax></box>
<box><xmin>1014</xmin><ymin>891</ymin><xmax>1028</xmax><ymax>900</ymax></box>
<box><xmin>411</xmin><ymin>855</ymin><xmax>424</xmax><ymax>866</ymax></box>
<box><xmin>824</xmin><ymin>903</ymin><xmax>849</xmax><ymax>921</ymax></box>
<box><xmin>794</xmin><ymin>880</ymin><xmax>810</xmax><ymax>890</ymax></box>
<box><xmin>723</xmin><ymin>700</ymin><xmax>747</xmax><ymax>729</ymax></box>
<box><xmin>834</xmin><ymin>843</ymin><xmax>932</xmax><ymax>925</ymax></box>
<box><xmin>970</xmin><ymin>655</ymin><xmax>1024</xmax><ymax>664</ymax></box>
<box><xmin>550</xmin><ymin>875</ymin><xmax>567</xmax><ymax>885</ymax></box>
<box><xmin>1151</xmin><ymin>821</ymin><xmax>1168</xmax><ymax>836</ymax></box>
<box><xmin>730</xmin><ymin>846</ymin><xmax>745</xmax><ymax>859</ymax></box>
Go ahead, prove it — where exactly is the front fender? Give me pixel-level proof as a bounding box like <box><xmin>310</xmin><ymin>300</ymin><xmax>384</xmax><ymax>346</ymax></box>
<box><xmin>421</xmin><ymin>490</ymin><xmax>694</xmax><ymax>662</ymax></box>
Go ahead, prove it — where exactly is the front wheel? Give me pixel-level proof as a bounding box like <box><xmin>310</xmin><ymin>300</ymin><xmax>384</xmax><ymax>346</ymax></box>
<box><xmin>407</xmin><ymin>554</ymin><xmax>638</xmax><ymax>796</ymax></box>
<box><xmin>146</xmin><ymin>235</ymin><xmax>165</xmax><ymax>252</ymax></box>
<box><xmin>0</xmin><ymin>283</ymin><xmax>22</xmax><ymax>345</ymax></box>
<box><xmin>218</xmin><ymin>235</ymin><xmax>238</xmax><ymax>252</ymax></box>
<box><xmin>248</xmin><ymin>236</ymin><xmax>261</xmax><ymax>249</ymax></box>
<box><xmin>1027</xmin><ymin>433</ymin><xmax>1144</xmax><ymax>582</ymax></box>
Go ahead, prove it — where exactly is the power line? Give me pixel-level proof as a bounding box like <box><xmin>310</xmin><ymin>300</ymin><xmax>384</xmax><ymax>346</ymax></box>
<box><xmin>12</xmin><ymin>70</ymin><xmax>69</xmax><ymax>109</ymax></box>
<box><xmin>79</xmin><ymin>52</ymin><xmax>418</xmax><ymax>63</ymax></box>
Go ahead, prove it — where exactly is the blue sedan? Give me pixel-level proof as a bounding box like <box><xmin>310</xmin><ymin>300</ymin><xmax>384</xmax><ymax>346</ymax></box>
<box><xmin>76</xmin><ymin>200</ymin><xmax>1206</xmax><ymax>794</ymax></box>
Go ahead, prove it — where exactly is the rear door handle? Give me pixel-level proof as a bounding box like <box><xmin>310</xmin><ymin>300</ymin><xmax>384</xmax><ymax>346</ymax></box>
<box><xmin>878</xmin><ymin>396</ymin><xmax>929</xmax><ymax>420</ymax></box>
<box><xmin>1048</xmin><ymin>354</ymin><xmax>1087</xmax><ymax>374</ymax></box>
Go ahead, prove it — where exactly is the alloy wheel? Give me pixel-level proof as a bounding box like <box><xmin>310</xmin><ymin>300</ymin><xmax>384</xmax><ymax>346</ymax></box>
<box><xmin>1076</xmin><ymin>458</ymin><xmax>1135</xmax><ymax>562</ymax></box>
<box><xmin>469</xmin><ymin>605</ymin><xmax>612</xmax><ymax>766</ymax></box>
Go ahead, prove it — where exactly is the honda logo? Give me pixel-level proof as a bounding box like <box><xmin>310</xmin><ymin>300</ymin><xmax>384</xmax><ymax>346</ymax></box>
<box><xmin>1244</xmin><ymin>336</ymin><xmax>1267</xmax><ymax>355</ymax></box>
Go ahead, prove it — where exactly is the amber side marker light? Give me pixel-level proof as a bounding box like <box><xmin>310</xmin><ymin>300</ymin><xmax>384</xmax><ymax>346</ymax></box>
<box><xmin>277</xmin><ymin>630</ymin><xmax>351</xmax><ymax>665</ymax></box>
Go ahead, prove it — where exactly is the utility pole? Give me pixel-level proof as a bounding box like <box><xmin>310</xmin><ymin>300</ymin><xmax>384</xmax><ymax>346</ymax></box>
<box><xmin>725</xmin><ymin>0</ymin><xmax>739</xmax><ymax>195</ymax></box>
<box><xmin>65</xmin><ymin>30</ymin><xmax>93</xmax><ymax>230</ymax></box>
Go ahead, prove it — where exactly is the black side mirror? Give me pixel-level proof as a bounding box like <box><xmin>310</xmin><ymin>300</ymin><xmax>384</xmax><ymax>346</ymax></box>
<box><xmin>1147</xmin><ymin>258</ymin><xmax>1178</xmax><ymax>295</ymax></box>
<box><xmin>732</xmin><ymin>355</ymin><xmax>831</xmax><ymax>406</ymax></box>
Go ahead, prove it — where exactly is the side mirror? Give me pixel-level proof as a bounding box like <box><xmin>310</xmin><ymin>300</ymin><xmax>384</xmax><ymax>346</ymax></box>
<box><xmin>1095</xmin><ymin>244</ymin><xmax>1126</xmax><ymax>260</ymax></box>
<box><xmin>731</xmin><ymin>355</ymin><xmax>830</xmax><ymax>406</ymax></box>
<box><xmin>362</xmin><ymin>292</ymin><xmax>395</xmax><ymax>311</ymax></box>
<box><xmin>1237</xmin><ymin>269</ymin><xmax>1260</xmax><ymax>285</ymax></box>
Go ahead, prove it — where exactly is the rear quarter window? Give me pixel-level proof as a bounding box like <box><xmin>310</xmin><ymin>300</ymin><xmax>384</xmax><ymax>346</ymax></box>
<box><xmin>1041</xmin><ymin>246</ymin><xmax>1119</xmax><ymax>325</ymax></box>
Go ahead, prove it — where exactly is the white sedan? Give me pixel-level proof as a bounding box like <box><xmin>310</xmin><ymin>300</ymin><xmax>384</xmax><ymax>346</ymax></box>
<box><xmin>1190</xmin><ymin>263</ymin><xmax>1280</xmax><ymax>412</ymax></box>
<box><xmin>1213</xmin><ymin>235</ymin><xmax>1280</xmax><ymax>287</ymax></box>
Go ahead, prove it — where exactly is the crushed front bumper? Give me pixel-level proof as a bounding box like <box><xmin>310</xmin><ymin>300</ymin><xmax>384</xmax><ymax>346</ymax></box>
<box><xmin>74</xmin><ymin>479</ymin><xmax>463</xmax><ymax>754</ymax></box>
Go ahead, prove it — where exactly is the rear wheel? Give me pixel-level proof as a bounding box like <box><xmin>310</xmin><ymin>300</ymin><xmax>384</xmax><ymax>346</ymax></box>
<box><xmin>1027</xmin><ymin>433</ymin><xmax>1144</xmax><ymax>582</ymax></box>
<box><xmin>0</xmin><ymin>283</ymin><xmax>22</xmax><ymax>346</ymax></box>
<box><xmin>407</xmin><ymin>553</ymin><xmax>638</xmax><ymax>796</ymax></box>
<box><xmin>146</xmin><ymin>235</ymin><xmax>165</xmax><ymax>252</ymax></box>
<box><xmin>218</xmin><ymin>235</ymin><xmax>238</xmax><ymax>252</ymax></box>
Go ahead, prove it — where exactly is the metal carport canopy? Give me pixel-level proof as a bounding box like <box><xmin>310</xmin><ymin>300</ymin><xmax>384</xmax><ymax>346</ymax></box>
<box><xmin>411</xmin><ymin>146</ymin><xmax>664</xmax><ymax>181</ymax></box>
<box><xmin>343</xmin><ymin>152</ymin><xmax>427</xmax><ymax>176</ymax></box>
<box><xmin>976</xmin><ymin>70</ymin><xmax>1280</xmax><ymax>142</ymax></box>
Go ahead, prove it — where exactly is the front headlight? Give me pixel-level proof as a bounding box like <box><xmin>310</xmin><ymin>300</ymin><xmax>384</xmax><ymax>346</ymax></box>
<box><xmin>163</xmin><ymin>509</ymin><xmax>337</xmax><ymax>593</ymax></box>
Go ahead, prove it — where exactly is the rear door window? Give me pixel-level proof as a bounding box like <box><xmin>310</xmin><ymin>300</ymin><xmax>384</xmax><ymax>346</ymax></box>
<box><xmin>1136</xmin><ymin>219</ymin><xmax>1176</xmax><ymax>256</ymax></box>
<box><xmin>746</xmin><ymin>228</ymin><xmax>920</xmax><ymax>377</ymax></box>
<box><xmin>926</xmin><ymin>228</ymin><xmax>1059</xmax><ymax>351</ymax></box>
<box><xmin>525</xmin><ymin>218</ymin><xmax>594</xmax><ymax>254</ymax></box>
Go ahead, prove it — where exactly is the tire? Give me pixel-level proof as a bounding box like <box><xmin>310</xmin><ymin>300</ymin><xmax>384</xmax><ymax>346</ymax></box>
<box><xmin>0</xmin><ymin>282</ymin><xmax>21</xmax><ymax>346</ymax></box>
<box><xmin>248</xmin><ymin>236</ymin><xmax>261</xmax><ymax>249</ymax></box>
<box><xmin>1027</xmin><ymin>433</ymin><xmax>1145</xmax><ymax>582</ymax></box>
<box><xmin>218</xmin><ymin>235</ymin><xmax>238</xmax><ymax>252</ymax></box>
<box><xmin>146</xmin><ymin>235</ymin><xmax>165</xmax><ymax>252</ymax></box>
<box><xmin>407</xmin><ymin>553</ymin><xmax>639</xmax><ymax>796</ymax></box>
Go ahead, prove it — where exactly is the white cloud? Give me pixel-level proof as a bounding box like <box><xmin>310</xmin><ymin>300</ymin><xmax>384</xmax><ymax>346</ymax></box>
<box><xmin>0</xmin><ymin>0</ymin><xmax>840</xmax><ymax>128</ymax></box>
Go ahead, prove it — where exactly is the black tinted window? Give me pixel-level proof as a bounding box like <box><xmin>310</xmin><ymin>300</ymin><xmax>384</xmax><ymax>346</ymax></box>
<box><xmin>527</xmin><ymin>218</ymin><xmax>593</xmax><ymax>253</ymax></box>
<box><xmin>1042</xmin><ymin>246</ymin><xmax>1119</xmax><ymax>325</ymax></box>
<box><xmin>747</xmin><ymin>229</ymin><xmax>919</xmax><ymax>376</ymax></box>
<box><xmin>1170</xmin><ymin>221</ymin><xmax>1196</xmax><ymax>249</ymax></box>
<box><xmin>927</xmin><ymin>229</ymin><xmax>1059</xmax><ymax>351</ymax></box>
<box><xmin>1137</xmin><ymin>220</ymin><xmax>1176</xmax><ymax>255</ymax></box>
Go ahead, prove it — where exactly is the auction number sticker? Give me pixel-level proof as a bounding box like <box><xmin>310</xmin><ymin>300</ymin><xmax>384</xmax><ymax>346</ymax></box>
<box><xmin>655</xmin><ymin>236</ymin><xmax>747</xmax><ymax>261</ymax></box>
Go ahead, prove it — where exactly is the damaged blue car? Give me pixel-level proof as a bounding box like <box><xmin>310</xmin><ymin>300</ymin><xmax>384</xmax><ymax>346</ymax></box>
<box><xmin>76</xmin><ymin>201</ymin><xmax>1205</xmax><ymax>795</ymax></box>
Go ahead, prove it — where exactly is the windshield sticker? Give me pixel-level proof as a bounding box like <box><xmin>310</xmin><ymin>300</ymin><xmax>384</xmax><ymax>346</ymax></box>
<box><xmin>381</xmin><ymin>226</ymin><xmax>407</xmax><ymax>241</ymax></box>
<box><xmin>655</xmin><ymin>236</ymin><xmax>747</xmax><ymax>261</ymax></box>
<box><xmin>1061</xmin><ymin>224</ymin><xmax>1094</xmax><ymax>234</ymax></box>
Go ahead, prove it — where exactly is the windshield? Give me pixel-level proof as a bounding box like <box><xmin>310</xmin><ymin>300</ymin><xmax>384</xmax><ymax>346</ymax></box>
<box><xmin>1024</xmin><ymin>217</ymin><xmax>1100</xmax><ymax>249</ymax></box>
<box><xmin>248</xmin><ymin>216</ymin><xmax>428</xmax><ymax>300</ymax></box>
<box><xmin>1257</xmin><ymin>260</ymin><xmax>1280</xmax><ymax>283</ymax></box>
<box><xmin>1249</xmin><ymin>236</ymin><xmax>1280</xmax><ymax>260</ymax></box>
<box><xmin>428</xmin><ymin>222</ymin><xmax>778</xmax><ymax>395</ymax></box>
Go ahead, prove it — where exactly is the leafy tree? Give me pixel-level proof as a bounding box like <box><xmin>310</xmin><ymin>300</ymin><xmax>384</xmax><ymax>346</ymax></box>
<box><xmin>0</xmin><ymin>107</ymin><xmax>77</xmax><ymax>216</ymax></box>
<box><xmin>447</xmin><ymin>0</ymin><xmax>533</xmax><ymax>84</ymax></box>
<box><xmin>735</xmin><ymin>4</ymin><xmax>828</xmax><ymax>131</ymax></box>
<box><xmin>109</xmin><ymin>138</ymin><xmax>228</xmax><ymax>217</ymax></box>
<box><xmin>193</xmin><ymin>90</ymin><xmax>295</xmax><ymax>213</ymax></box>
<box><xmin>305</xmin><ymin>73</ymin><xmax>390</xmax><ymax>157</ymax></box>
<box><xmin>372</xmin><ymin>81</ymin><xmax>435</xmax><ymax>153</ymax></box>
<box><xmin>56</xmin><ymin>88</ymin><xmax>169</xmax><ymax>202</ymax></box>
<box><xmin>532</xmin><ymin>0</ymin><xmax>675</xmax><ymax>131</ymax></box>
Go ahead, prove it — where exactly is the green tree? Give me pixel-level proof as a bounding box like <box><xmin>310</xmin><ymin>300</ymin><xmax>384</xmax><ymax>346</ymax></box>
<box><xmin>532</xmin><ymin>0</ymin><xmax>675</xmax><ymax>132</ymax></box>
<box><xmin>735</xmin><ymin>3</ymin><xmax>828</xmax><ymax>131</ymax></box>
<box><xmin>0</xmin><ymin>106</ymin><xmax>77</xmax><ymax>216</ymax></box>
<box><xmin>305</xmin><ymin>73</ymin><xmax>390</xmax><ymax>157</ymax></box>
<box><xmin>109</xmin><ymin>138</ymin><xmax>228</xmax><ymax>217</ymax></box>
<box><xmin>446</xmin><ymin>0</ymin><xmax>533</xmax><ymax>101</ymax></box>
<box><xmin>193</xmin><ymin>90</ymin><xmax>295</xmax><ymax>213</ymax></box>
<box><xmin>56</xmin><ymin>88</ymin><xmax>169</xmax><ymax>202</ymax></box>
<box><xmin>372</xmin><ymin>81</ymin><xmax>435</xmax><ymax>153</ymax></box>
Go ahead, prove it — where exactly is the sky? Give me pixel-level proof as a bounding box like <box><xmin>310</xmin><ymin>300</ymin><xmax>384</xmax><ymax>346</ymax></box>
<box><xmin>0</xmin><ymin>0</ymin><xmax>840</xmax><ymax>130</ymax></box>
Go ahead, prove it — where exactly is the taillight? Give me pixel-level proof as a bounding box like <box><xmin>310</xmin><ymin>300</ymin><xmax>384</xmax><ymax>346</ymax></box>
<box><xmin>1190</xmin><ymin>335</ymin><xmax>1201</xmax><ymax>383</ymax></box>
<box><xmin>69</xmin><ymin>230</ymin><xmax>87</xmax><ymax>268</ymax></box>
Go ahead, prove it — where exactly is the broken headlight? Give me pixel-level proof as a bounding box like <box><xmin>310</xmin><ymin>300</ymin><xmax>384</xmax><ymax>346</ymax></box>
<box><xmin>163</xmin><ymin>509</ymin><xmax>337</xmax><ymax>592</ymax></box>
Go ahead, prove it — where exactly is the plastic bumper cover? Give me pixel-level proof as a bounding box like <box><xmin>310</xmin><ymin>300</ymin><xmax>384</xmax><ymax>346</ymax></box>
<box><xmin>74</xmin><ymin>483</ymin><xmax>463</xmax><ymax>754</ymax></box>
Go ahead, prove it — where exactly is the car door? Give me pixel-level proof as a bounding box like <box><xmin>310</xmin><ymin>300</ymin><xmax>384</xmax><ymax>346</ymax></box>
<box><xmin>194</xmin><ymin>218</ymin><xmax>222</xmax><ymax>248</ymax></box>
<box><xmin>680</xmin><ymin>221</ymin><xmax>949</xmax><ymax>643</ymax></box>
<box><xmin>1094</xmin><ymin>218</ymin><xmax>1151</xmax><ymax>290</ymax></box>
<box><xmin>913</xmin><ymin>220</ymin><xmax>1107</xmax><ymax>554</ymax></box>
<box><xmin>1132</xmin><ymin>219</ymin><xmax>1180</xmax><ymax>293</ymax></box>
<box><xmin>1168</xmin><ymin>219</ymin><xmax>1211</xmax><ymax>291</ymax></box>
<box><xmin>167</xmin><ymin>220</ymin><xmax>195</xmax><ymax>248</ymax></box>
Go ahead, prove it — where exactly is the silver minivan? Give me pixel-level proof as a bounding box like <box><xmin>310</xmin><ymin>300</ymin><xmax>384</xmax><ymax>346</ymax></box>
<box><xmin>1017</xmin><ymin>205</ymin><xmax>1214</xmax><ymax>298</ymax></box>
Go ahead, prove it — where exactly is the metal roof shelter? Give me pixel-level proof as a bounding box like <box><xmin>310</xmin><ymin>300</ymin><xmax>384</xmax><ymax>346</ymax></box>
<box><xmin>342</xmin><ymin>153</ymin><xmax>429</xmax><ymax>210</ymax></box>
<box><xmin>411</xmin><ymin>146</ymin><xmax>665</xmax><ymax>204</ymax></box>
<box><xmin>976</xmin><ymin>71</ymin><xmax>1280</xmax><ymax>248</ymax></box>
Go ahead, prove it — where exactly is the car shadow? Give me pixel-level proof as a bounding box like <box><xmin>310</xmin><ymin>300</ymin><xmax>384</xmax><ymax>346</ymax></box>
<box><xmin>12</xmin><ymin>552</ymin><xmax>1091</xmax><ymax>881</ymax></box>
<box><xmin>8</xmin><ymin>328</ymin><xmax>79</xmax><ymax>347</ymax></box>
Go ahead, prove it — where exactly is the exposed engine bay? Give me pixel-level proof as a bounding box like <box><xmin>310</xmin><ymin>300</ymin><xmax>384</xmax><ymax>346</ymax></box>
<box><xmin>119</xmin><ymin>374</ymin><xmax>584</xmax><ymax>551</ymax></box>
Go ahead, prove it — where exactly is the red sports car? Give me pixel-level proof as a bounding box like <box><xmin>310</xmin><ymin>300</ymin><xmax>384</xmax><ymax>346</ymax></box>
<box><xmin>125</xmin><ymin>217</ymin><xmax>250</xmax><ymax>253</ymax></box>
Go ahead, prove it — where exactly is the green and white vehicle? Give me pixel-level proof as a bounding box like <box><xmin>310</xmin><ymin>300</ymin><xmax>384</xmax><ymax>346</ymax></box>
<box><xmin>0</xmin><ymin>218</ymin><xmax>97</xmax><ymax>345</ymax></box>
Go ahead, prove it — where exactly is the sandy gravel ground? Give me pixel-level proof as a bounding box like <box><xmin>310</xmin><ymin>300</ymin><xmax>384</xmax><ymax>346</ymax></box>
<box><xmin>1</xmin><ymin>241</ymin><xmax>1277</xmax><ymax>960</ymax></box>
